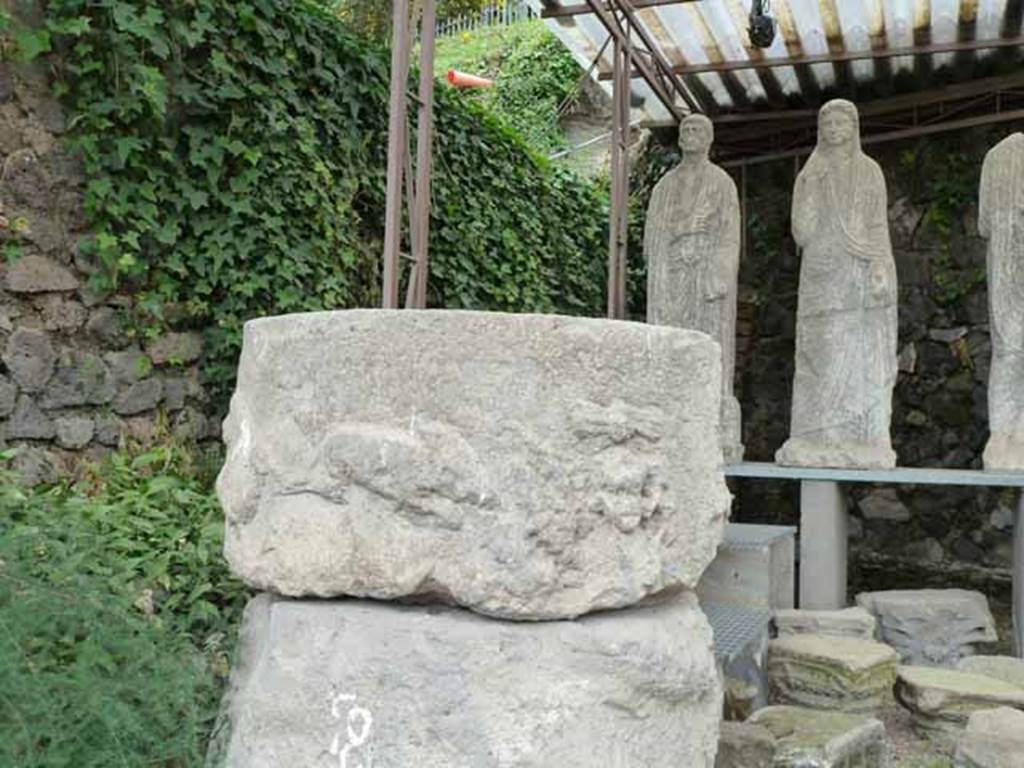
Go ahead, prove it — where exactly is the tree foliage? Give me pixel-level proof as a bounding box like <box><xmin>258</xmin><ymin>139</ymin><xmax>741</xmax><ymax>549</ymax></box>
<box><xmin>45</xmin><ymin>0</ymin><xmax>607</xmax><ymax>406</ymax></box>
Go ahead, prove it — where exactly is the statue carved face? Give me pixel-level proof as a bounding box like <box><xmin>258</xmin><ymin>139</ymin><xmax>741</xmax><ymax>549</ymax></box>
<box><xmin>678</xmin><ymin>116</ymin><xmax>713</xmax><ymax>156</ymax></box>
<box><xmin>820</xmin><ymin>108</ymin><xmax>855</xmax><ymax>147</ymax></box>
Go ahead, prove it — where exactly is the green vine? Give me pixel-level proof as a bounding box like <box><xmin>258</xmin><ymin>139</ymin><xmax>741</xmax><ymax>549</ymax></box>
<box><xmin>45</xmin><ymin>0</ymin><xmax>607</xmax><ymax>405</ymax></box>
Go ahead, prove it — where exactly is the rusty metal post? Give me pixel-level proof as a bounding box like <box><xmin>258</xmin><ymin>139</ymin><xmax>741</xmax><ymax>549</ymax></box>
<box><xmin>409</xmin><ymin>0</ymin><xmax>437</xmax><ymax>309</ymax></box>
<box><xmin>382</xmin><ymin>0</ymin><xmax>412</xmax><ymax>308</ymax></box>
<box><xmin>607</xmin><ymin>28</ymin><xmax>630</xmax><ymax>319</ymax></box>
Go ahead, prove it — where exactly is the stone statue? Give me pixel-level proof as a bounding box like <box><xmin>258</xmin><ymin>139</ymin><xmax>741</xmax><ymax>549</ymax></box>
<box><xmin>776</xmin><ymin>99</ymin><xmax>898</xmax><ymax>469</ymax></box>
<box><xmin>979</xmin><ymin>133</ymin><xmax>1024</xmax><ymax>471</ymax></box>
<box><xmin>645</xmin><ymin>114</ymin><xmax>743</xmax><ymax>463</ymax></box>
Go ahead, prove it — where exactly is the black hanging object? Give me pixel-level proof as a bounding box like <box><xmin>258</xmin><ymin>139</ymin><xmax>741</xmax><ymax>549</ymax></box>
<box><xmin>748</xmin><ymin>0</ymin><xmax>777</xmax><ymax>49</ymax></box>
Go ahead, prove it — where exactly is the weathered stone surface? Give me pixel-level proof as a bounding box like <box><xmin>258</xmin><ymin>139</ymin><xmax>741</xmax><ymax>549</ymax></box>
<box><xmin>895</xmin><ymin>666</ymin><xmax>1024</xmax><ymax>736</ymax></box>
<box><xmin>3</xmin><ymin>254</ymin><xmax>78</xmax><ymax>293</ymax></box>
<box><xmin>954</xmin><ymin>707</ymin><xmax>1024</xmax><ymax>768</ymax></box>
<box><xmin>2</xmin><ymin>327</ymin><xmax>55</xmax><ymax>392</ymax></box>
<box><xmin>776</xmin><ymin>100</ymin><xmax>897</xmax><ymax>470</ymax></box>
<box><xmin>858</xmin><ymin>488</ymin><xmax>911</xmax><ymax>521</ymax></box>
<box><xmin>11</xmin><ymin>446</ymin><xmax>59</xmax><ymax>486</ymax></box>
<box><xmin>774</xmin><ymin>607</ymin><xmax>877</xmax><ymax>640</ymax></box>
<box><xmin>85</xmin><ymin>307</ymin><xmax>125</xmax><ymax>347</ymax></box>
<box><xmin>749</xmin><ymin>705</ymin><xmax>889</xmax><ymax>767</ymax></box>
<box><xmin>856</xmin><ymin>589</ymin><xmax>997</xmax><ymax>666</ymax></box>
<box><xmin>715</xmin><ymin>721</ymin><xmax>775</xmax><ymax>768</ymax></box>
<box><xmin>645</xmin><ymin>114</ymin><xmax>743</xmax><ymax>463</ymax></box>
<box><xmin>113</xmin><ymin>378</ymin><xmax>163</xmax><ymax>415</ymax></box>
<box><xmin>39</xmin><ymin>351</ymin><xmax>115</xmax><ymax>408</ymax></box>
<box><xmin>7</xmin><ymin>395</ymin><xmax>55</xmax><ymax>439</ymax></box>
<box><xmin>957</xmin><ymin>656</ymin><xmax>1024</xmax><ymax>691</ymax></box>
<box><xmin>145</xmin><ymin>331</ymin><xmax>202</xmax><ymax>365</ymax></box>
<box><xmin>36</xmin><ymin>295</ymin><xmax>86</xmax><ymax>332</ymax></box>
<box><xmin>979</xmin><ymin>133</ymin><xmax>1024</xmax><ymax>471</ymax></box>
<box><xmin>768</xmin><ymin>634</ymin><xmax>898</xmax><ymax>712</ymax></box>
<box><xmin>162</xmin><ymin>377</ymin><xmax>187</xmax><ymax>411</ymax></box>
<box><xmin>0</xmin><ymin>375</ymin><xmax>16</xmax><ymax>417</ymax></box>
<box><xmin>93</xmin><ymin>413</ymin><xmax>124</xmax><ymax>447</ymax></box>
<box><xmin>104</xmin><ymin>348</ymin><xmax>151</xmax><ymax>384</ymax></box>
<box><xmin>218</xmin><ymin>310</ymin><xmax>730</xmax><ymax>620</ymax></box>
<box><xmin>212</xmin><ymin>592</ymin><xmax>722</xmax><ymax>768</ymax></box>
<box><xmin>54</xmin><ymin>416</ymin><xmax>93</xmax><ymax>450</ymax></box>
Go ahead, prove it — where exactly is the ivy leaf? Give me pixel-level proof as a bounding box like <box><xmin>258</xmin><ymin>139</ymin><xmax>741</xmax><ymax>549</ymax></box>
<box><xmin>14</xmin><ymin>28</ymin><xmax>51</xmax><ymax>62</ymax></box>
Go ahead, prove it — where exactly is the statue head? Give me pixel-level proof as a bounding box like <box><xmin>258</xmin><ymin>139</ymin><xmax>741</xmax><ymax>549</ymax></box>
<box><xmin>678</xmin><ymin>114</ymin><xmax>713</xmax><ymax>158</ymax></box>
<box><xmin>817</xmin><ymin>99</ymin><xmax>860</xmax><ymax>151</ymax></box>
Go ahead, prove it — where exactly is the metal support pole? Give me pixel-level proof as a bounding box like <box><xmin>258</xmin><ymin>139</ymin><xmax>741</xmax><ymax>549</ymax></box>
<box><xmin>798</xmin><ymin>480</ymin><xmax>847</xmax><ymax>609</ymax></box>
<box><xmin>1014</xmin><ymin>493</ymin><xmax>1024</xmax><ymax>656</ymax></box>
<box><xmin>408</xmin><ymin>0</ymin><xmax>437</xmax><ymax>309</ymax></box>
<box><xmin>382</xmin><ymin>0</ymin><xmax>412</xmax><ymax>308</ymax></box>
<box><xmin>607</xmin><ymin>31</ymin><xmax>629</xmax><ymax>319</ymax></box>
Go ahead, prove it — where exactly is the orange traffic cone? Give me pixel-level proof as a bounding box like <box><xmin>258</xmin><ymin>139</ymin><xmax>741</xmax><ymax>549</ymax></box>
<box><xmin>446</xmin><ymin>69</ymin><xmax>494</xmax><ymax>89</ymax></box>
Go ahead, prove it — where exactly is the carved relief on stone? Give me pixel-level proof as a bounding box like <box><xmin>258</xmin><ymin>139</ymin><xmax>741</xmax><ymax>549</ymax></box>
<box><xmin>776</xmin><ymin>100</ymin><xmax>898</xmax><ymax>469</ymax></box>
<box><xmin>645</xmin><ymin>114</ymin><xmax>744</xmax><ymax>463</ymax></box>
<box><xmin>979</xmin><ymin>133</ymin><xmax>1024</xmax><ymax>471</ymax></box>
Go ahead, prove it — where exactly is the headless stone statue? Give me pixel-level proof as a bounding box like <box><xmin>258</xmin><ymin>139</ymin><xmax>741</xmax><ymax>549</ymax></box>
<box><xmin>776</xmin><ymin>100</ymin><xmax>898</xmax><ymax>469</ymax></box>
<box><xmin>645</xmin><ymin>114</ymin><xmax>743</xmax><ymax>463</ymax></box>
<box><xmin>980</xmin><ymin>133</ymin><xmax>1024</xmax><ymax>471</ymax></box>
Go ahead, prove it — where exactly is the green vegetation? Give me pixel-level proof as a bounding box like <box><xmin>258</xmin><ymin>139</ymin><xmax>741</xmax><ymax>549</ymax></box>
<box><xmin>0</xmin><ymin>445</ymin><xmax>246</xmax><ymax>766</ymax></box>
<box><xmin>436</xmin><ymin>20</ymin><xmax>582</xmax><ymax>153</ymax></box>
<box><xmin>43</xmin><ymin>0</ymin><xmax>606</xmax><ymax>407</ymax></box>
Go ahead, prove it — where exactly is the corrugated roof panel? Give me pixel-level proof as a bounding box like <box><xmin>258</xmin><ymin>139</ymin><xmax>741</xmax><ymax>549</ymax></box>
<box><xmin>931</xmin><ymin>0</ymin><xmax>961</xmax><ymax>67</ymax></box>
<box><xmin>834</xmin><ymin>0</ymin><xmax>878</xmax><ymax>79</ymax></box>
<box><xmin>883</xmin><ymin>0</ymin><xmax>918</xmax><ymax>72</ymax></box>
<box><xmin>536</xmin><ymin>0</ymin><xmax>1023</xmax><ymax>120</ymax></box>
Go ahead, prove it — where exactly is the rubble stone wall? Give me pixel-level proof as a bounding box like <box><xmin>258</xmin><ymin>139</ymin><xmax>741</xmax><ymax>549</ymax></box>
<box><xmin>0</xmin><ymin>11</ymin><xmax>216</xmax><ymax>484</ymax></box>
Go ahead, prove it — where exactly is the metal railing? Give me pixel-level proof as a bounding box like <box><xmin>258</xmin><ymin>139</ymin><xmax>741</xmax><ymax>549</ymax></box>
<box><xmin>434</xmin><ymin>1</ymin><xmax>535</xmax><ymax>37</ymax></box>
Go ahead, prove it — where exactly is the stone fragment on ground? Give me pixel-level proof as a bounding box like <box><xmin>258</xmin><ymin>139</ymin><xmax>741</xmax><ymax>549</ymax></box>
<box><xmin>768</xmin><ymin>633</ymin><xmax>898</xmax><ymax>712</ymax></box>
<box><xmin>774</xmin><ymin>607</ymin><xmax>877</xmax><ymax>640</ymax></box>
<box><xmin>715</xmin><ymin>721</ymin><xmax>775</xmax><ymax>768</ymax></box>
<box><xmin>212</xmin><ymin>592</ymin><xmax>722</xmax><ymax>768</ymax></box>
<box><xmin>217</xmin><ymin>310</ymin><xmax>730</xmax><ymax>620</ymax></box>
<box><xmin>953</xmin><ymin>707</ymin><xmax>1024</xmax><ymax>768</ymax></box>
<box><xmin>894</xmin><ymin>665</ymin><xmax>1024</xmax><ymax>736</ymax></box>
<box><xmin>957</xmin><ymin>655</ymin><xmax>1024</xmax><ymax>691</ymax></box>
<box><xmin>748</xmin><ymin>705</ymin><xmax>889</xmax><ymax>767</ymax></box>
<box><xmin>856</xmin><ymin>589</ymin><xmax>997</xmax><ymax>666</ymax></box>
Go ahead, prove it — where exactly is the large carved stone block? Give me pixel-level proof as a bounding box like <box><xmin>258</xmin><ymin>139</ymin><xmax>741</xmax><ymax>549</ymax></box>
<box><xmin>211</xmin><ymin>592</ymin><xmax>722</xmax><ymax>768</ymax></box>
<box><xmin>217</xmin><ymin>310</ymin><xmax>730</xmax><ymax>620</ymax></box>
<box><xmin>748</xmin><ymin>706</ymin><xmax>889</xmax><ymax>767</ymax></box>
<box><xmin>894</xmin><ymin>666</ymin><xmax>1024</xmax><ymax>736</ymax></box>
<box><xmin>856</xmin><ymin>589</ymin><xmax>997</xmax><ymax>666</ymax></box>
<box><xmin>767</xmin><ymin>634</ymin><xmax>898</xmax><ymax>712</ymax></box>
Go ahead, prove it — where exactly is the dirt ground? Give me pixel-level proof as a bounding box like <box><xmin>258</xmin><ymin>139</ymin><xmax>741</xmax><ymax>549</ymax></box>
<box><xmin>881</xmin><ymin>706</ymin><xmax>952</xmax><ymax>768</ymax></box>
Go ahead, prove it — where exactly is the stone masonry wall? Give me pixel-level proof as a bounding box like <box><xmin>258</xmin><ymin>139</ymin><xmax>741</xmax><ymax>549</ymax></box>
<box><xmin>729</xmin><ymin>123</ymin><xmax>1024</xmax><ymax>597</ymax></box>
<box><xmin>0</xmin><ymin>5</ymin><xmax>215</xmax><ymax>485</ymax></box>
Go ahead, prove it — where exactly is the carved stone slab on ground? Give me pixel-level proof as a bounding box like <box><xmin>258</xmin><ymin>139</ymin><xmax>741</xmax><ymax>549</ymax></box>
<box><xmin>957</xmin><ymin>656</ymin><xmax>1024</xmax><ymax>691</ymax></box>
<box><xmin>213</xmin><ymin>592</ymin><xmax>722</xmax><ymax>768</ymax></box>
<box><xmin>768</xmin><ymin>634</ymin><xmax>898</xmax><ymax>712</ymax></box>
<box><xmin>894</xmin><ymin>666</ymin><xmax>1024</xmax><ymax>736</ymax></box>
<box><xmin>217</xmin><ymin>310</ymin><xmax>731</xmax><ymax>620</ymax></box>
<box><xmin>748</xmin><ymin>705</ymin><xmax>889</xmax><ymax>767</ymax></box>
<box><xmin>714</xmin><ymin>721</ymin><xmax>775</xmax><ymax>768</ymax></box>
<box><xmin>774</xmin><ymin>607</ymin><xmax>877</xmax><ymax>640</ymax></box>
<box><xmin>954</xmin><ymin>707</ymin><xmax>1024</xmax><ymax>768</ymax></box>
<box><xmin>856</xmin><ymin>589</ymin><xmax>997</xmax><ymax>666</ymax></box>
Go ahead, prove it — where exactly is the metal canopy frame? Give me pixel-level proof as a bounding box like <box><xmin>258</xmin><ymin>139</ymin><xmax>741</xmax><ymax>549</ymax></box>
<box><xmin>381</xmin><ymin>0</ymin><xmax>1024</xmax><ymax>316</ymax></box>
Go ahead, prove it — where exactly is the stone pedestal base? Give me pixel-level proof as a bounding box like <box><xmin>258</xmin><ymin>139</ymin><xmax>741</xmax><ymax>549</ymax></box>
<box><xmin>212</xmin><ymin>592</ymin><xmax>722</xmax><ymax>768</ymax></box>
<box><xmin>775</xmin><ymin>437</ymin><xmax>895</xmax><ymax>470</ymax></box>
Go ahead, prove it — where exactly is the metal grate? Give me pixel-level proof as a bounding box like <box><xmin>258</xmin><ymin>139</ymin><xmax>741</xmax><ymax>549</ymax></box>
<box><xmin>703</xmin><ymin>601</ymin><xmax>771</xmax><ymax>665</ymax></box>
<box><xmin>722</xmin><ymin>523</ymin><xmax>796</xmax><ymax>551</ymax></box>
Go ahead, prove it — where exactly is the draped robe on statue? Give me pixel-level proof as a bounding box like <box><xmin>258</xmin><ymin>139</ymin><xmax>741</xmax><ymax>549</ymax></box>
<box><xmin>645</xmin><ymin>159</ymin><xmax>743</xmax><ymax>462</ymax></box>
<box><xmin>776</xmin><ymin>104</ymin><xmax>898</xmax><ymax>469</ymax></box>
<box><xmin>979</xmin><ymin>133</ymin><xmax>1024</xmax><ymax>471</ymax></box>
